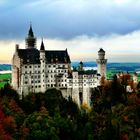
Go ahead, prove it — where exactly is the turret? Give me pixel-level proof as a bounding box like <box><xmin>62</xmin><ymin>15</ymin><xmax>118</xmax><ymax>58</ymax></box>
<box><xmin>40</xmin><ymin>40</ymin><xmax>46</xmax><ymax>92</ymax></box>
<box><xmin>78</xmin><ymin>61</ymin><xmax>84</xmax><ymax>71</ymax></box>
<box><xmin>25</xmin><ymin>24</ymin><xmax>36</xmax><ymax>49</ymax></box>
<box><xmin>96</xmin><ymin>48</ymin><xmax>107</xmax><ymax>78</ymax></box>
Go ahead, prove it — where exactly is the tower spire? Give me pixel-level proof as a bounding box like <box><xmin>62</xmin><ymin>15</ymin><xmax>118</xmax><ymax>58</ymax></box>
<box><xmin>40</xmin><ymin>38</ymin><xmax>45</xmax><ymax>51</ymax></box>
<box><xmin>25</xmin><ymin>24</ymin><xmax>36</xmax><ymax>49</ymax></box>
<box><xmin>28</xmin><ymin>23</ymin><xmax>34</xmax><ymax>37</ymax></box>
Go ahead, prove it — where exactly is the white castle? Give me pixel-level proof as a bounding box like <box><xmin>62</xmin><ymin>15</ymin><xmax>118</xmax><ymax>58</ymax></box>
<box><xmin>12</xmin><ymin>25</ymin><xmax>107</xmax><ymax>106</ymax></box>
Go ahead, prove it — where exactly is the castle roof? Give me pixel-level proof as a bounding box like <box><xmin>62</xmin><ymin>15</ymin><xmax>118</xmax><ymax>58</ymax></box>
<box><xmin>28</xmin><ymin>24</ymin><xmax>34</xmax><ymax>37</ymax></box>
<box><xmin>40</xmin><ymin>40</ymin><xmax>45</xmax><ymax>51</ymax></box>
<box><xmin>98</xmin><ymin>48</ymin><xmax>105</xmax><ymax>53</ymax></box>
<box><xmin>78</xmin><ymin>70</ymin><xmax>97</xmax><ymax>75</ymax></box>
<box><xmin>17</xmin><ymin>48</ymin><xmax>70</xmax><ymax>64</ymax></box>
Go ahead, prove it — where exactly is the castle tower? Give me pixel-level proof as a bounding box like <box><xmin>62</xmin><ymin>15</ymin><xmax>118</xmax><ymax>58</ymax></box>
<box><xmin>40</xmin><ymin>39</ymin><xmax>46</xmax><ymax>92</ymax></box>
<box><xmin>78</xmin><ymin>61</ymin><xmax>84</xmax><ymax>71</ymax></box>
<box><xmin>96</xmin><ymin>48</ymin><xmax>107</xmax><ymax>78</ymax></box>
<box><xmin>25</xmin><ymin>24</ymin><xmax>36</xmax><ymax>48</ymax></box>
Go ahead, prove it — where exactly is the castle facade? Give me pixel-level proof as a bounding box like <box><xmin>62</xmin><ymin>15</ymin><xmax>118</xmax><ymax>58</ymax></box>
<box><xmin>12</xmin><ymin>25</ymin><xmax>107</xmax><ymax>106</ymax></box>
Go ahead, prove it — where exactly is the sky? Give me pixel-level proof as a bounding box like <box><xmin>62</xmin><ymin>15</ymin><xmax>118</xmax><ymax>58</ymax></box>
<box><xmin>1</xmin><ymin>0</ymin><xmax>140</xmax><ymax>63</ymax></box>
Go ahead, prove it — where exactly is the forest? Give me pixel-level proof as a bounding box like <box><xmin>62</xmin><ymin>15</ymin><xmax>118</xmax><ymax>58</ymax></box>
<box><xmin>0</xmin><ymin>74</ymin><xmax>140</xmax><ymax>140</ymax></box>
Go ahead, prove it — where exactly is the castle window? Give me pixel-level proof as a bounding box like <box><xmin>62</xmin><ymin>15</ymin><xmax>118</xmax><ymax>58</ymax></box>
<box><xmin>25</xmin><ymin>66</ymin><xmax>27</xmax><ymax>68</ymax></box>
<box><xmin>39</xmin><ymin>85</ymin><xmax>41</xmax><ymax>88</ymax></box>
<box><xmin>38</xmin><ymin>71</ymin><xmax>40</xmax><ymax>73</ymax></box>
<box><xmin>51</xmin><ymin>84</ymin><xmax>53</xmax><ymax>87</ymax></box>
<box><xmin>31</xmin><ymin>81</ymin><xmax>33</xmax><ymax>83</ymax></box>
<box><xmin>25</xmin><ymin>71</ymin><xmax>27</xmax><ymax>74</ymax></box>
<box><xmin>59</xmin><ymin>84</ymin><xmax>60</xmax><ymax>87</ymax></box>
<box><xmin>35</xmin><ymin>86</ymin><xmax>37</xmax><ymax>88</ymax></box>
<box><xmin>53</xmin><ymin>65</ymin><xmax>56</xmax><ymax>67</ymax></box>
<box><xmin>38</xmin><ymin>80</ymin><xmax>40</xmax><ymax>83</ymax></box>
<box><xmin>29</xmin><ymin>66</ymin><xmax>32</xmax><ymax>68</ymax></box>
<box><xmin>65</xmin><ymin>84</ymin><xmax>67</xmax><ymax>87</ymax></box>
<box><xmin>38</xmin><ymin>65</ymin><xmax>40</xmax><ymax>68</ymax></box>
<box><xmin>48</xmin><ymin>65</ymin><xmax>51</xmax><ymax>68</ymax></box>
<box><xmin>25</xmin><ymin>81</ymin><xmax>28</xmax><ymax>84</ymax></box>
<box><xmin>38</xmin><ymin>75</ymin><xmax>40</xmax><ymax>78</ymax></box>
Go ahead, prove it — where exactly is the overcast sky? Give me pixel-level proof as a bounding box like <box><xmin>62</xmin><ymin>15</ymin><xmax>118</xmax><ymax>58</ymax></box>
<box><xmin>1</xmin><ymin>0</ymin><xmax>140</xmax><ymax>63</ymax></box>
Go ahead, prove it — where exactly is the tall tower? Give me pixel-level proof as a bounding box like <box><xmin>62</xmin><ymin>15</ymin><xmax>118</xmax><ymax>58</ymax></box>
<box><xmin>96</xmin><ymin>48</ymin><xmax>107</xmax><ymax>78</ymax></box>
<box><xmin>78</xmin><ymin>61</ymin><xmax>84</xmax><ymax>71</ymax></box>
<box><xmin>40</xmin><ymin>40</ymin><xmax>46</xmax><ymax>92</ymax></box>
<box><xmin>25</xmin><ymin>24</ymin><xmax>36</xmax><ymax>48</ymax></box>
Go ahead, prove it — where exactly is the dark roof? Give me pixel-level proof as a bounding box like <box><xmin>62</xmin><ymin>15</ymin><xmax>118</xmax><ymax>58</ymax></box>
<box><xmin>17</xmin><ymin>48</ymin><xmax>71</xmax><ymax>64</ymax></box>
<box><xmin>45</xmin><ymin>50</ymin><xmax>71</xmax><ymax>63</ymax></box>
<box><xmin>98</xmin><ymin>48</ymin><xmax>105</xmax><ymax>53</ymax></box>
<box><xmin>40</xmin><ymin>40</ymin><xmax>45</xmax><ymax>51</ymax></box>
<box><xmin>17</xmin><ymin>48</ymin><xmax>40</xmax><ymax>64</ymax></box>
<box><xmin>28</xmin><ymin>25</ymin><xmax>34</xmax><ymax>37</ymax></box>
<box><xmin>78</xmin><ymin>70</ymin><xmax>97</xmax><ymax>75</ymax></box>
<box><xmin>79</xmin><ymin>61</ymin><xmax>83</xmax><ymax>65</ymax></box>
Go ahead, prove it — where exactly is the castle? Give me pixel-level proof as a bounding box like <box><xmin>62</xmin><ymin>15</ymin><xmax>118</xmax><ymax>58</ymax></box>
<box><xmin>12</xmin><ymin>25</ymin><xmax>107</xmax><ymax>106</ymax></box>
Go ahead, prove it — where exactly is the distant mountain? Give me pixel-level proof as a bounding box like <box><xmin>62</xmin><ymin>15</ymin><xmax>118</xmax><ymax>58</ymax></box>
<box><xmin>72</xmin><ymin>62</ymin><xmax>140</xmax><ymax>72</ymax></box>
<box><xmin>1</xmin><ymin>62</ymin><xmax>140</xmax><ymax>72</ymax></box>
<box><xmin>0</xmin><ymin>64</ymin><xmax>11</xmax><ymax>71</ymax></box>
<box><xmin>71</xmin><ymin>61</ymin><xmax>97</xmax><ymax>67</ymax></box>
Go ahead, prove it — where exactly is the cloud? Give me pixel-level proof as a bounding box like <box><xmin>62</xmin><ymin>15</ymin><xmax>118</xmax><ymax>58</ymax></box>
<box><xmin>1</xmin><ymin>29</ymin><xmax>140</xmax><ymax>63</ymax></box>
<box><xmin>0</xmin><ymin>0</ymin><xmax>140</xmax><ymax>39</ymax></box>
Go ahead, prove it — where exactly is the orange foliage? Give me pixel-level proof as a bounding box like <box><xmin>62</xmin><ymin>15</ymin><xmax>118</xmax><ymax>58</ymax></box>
<box><xmin>22</xmin><ymin>127</ymin><xmax>29</xmax><ymax>135</ymax></box>
<box><xmin>9</xmin><ymin>99</ymin><xmax>23</xmax><ymax>113</ymax></box>
<box><xmin>120</xmin><ymin>133</ymin><xmax>129</xmax><ymax>140</ymax></box>
<box><xmin>4</xmin><ymin>116</ymin><xmax>15</xmax><ymax>125</ymax></box>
